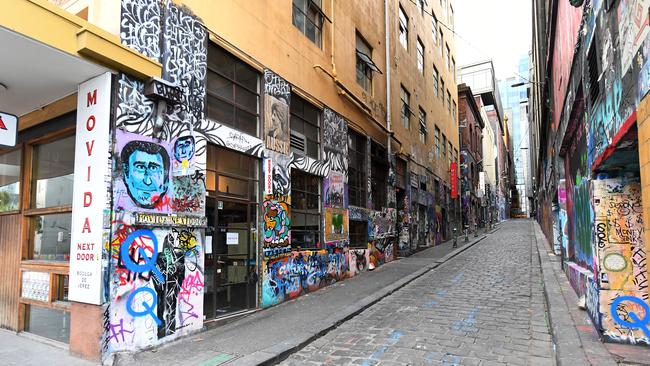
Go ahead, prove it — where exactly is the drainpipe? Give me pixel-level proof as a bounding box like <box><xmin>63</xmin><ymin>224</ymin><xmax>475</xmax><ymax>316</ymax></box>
<box><xmin>384</xmin><ymin>0</ymin><xmax>392</xmax><ymax>156</ymax></box>
<box><xmin>330</xmin><ymin>0</ymin><xmax>337</xmax><ymax>78</ymax></box>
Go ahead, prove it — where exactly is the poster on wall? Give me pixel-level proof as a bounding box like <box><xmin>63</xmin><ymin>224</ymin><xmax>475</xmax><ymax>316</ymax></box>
<box><xmin>450</xmin><ymin>162</ymin><xmax>458</xmax><ymax>198</ymax></box>
<box><xmin>68</xmin><ymin>72</ymin><xmax>112</xmax><ymax>305</ymax></box>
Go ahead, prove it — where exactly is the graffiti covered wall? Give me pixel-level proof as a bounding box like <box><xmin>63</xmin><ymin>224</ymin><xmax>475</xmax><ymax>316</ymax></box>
<box><xmin>105</xmin><ymin>0</ymin><xmax>208</xmax><ymax>358</ymax></box>
<box><xmin>591</xmin><ymin>178</ymin><xmax>648</xmax><ymax>344</ymax></box>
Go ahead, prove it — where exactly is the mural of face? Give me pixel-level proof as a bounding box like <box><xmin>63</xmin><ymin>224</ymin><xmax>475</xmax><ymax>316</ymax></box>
<box><xmin>174</xmin><ymin>136</ymin><xmax>195</xmax><ymax>163</ymax></box>
<box><xmin>121</xmin><ymin>141</ymin><xmax>170</xmax><ymax>208</ymax></box>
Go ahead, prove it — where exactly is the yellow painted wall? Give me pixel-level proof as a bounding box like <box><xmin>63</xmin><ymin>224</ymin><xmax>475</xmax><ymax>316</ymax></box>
<box><xmin>177</xmin><ymin>0</ymin><xmax>389</xmax><ymax>144</ymax></box>
<box><xmin>638</xmin><ymin>94</ymin><xmax>650</xmax><ymax>304</ymax></box>
<box><xmin>388</xmin><ymin>0</ymin><xmax>458</xmax><ymax>182</ymax></box>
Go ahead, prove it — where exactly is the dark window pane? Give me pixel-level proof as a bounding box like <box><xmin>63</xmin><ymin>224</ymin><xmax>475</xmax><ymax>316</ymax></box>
<box><xmin>236</xmin><ymin>108</ymin><xmax>258</xmax><ymax>136</ymax></box>
<box><xmin>26</xmin><ymin>306</ymin><xmax>70</xmax><ymax>344</ymax></box>
<box><xmin>206</xmin><ymin>73</ymin><xmax>233</xmax><ymax>102</ymax></box>
<box><xmin>304</xmin><ymin>123</ymin><xmax>319</xmax><ymax>141</ymax></box>
<box><xmin>208</xmin><ymin>44</ymin><xmax>235</xmax><ymax>79</ymax></box>
<box><xmin>207</xmin><ymin>95</ymin><xmax>235</xmax><ymax>126</ymax></box>
<box><xmin>235</xmin><ymin>85</ymin><xmax>258</xmax><ymax>112</ymax></box>
<box><xmin>307</xmin><ymin>141</ymin><xmax>319</xmax><ymax>160</ymax></box>
<box><xmin>235</xmin><ymin>63</ymin><xmax>259</xmax><ymax>91</ymax></box>
<box><xmin>292</xmin><ymin>6</ymin><xmax>305</xmax><ymax>31</ymax></box>
<box><xmin>32</xmin><ymin>213</ymin><xmax>72</xmax><ymax>261</ymax></box>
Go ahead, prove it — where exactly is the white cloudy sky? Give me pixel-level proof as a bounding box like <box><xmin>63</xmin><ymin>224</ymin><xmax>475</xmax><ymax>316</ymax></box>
<box><xmin>453</xmin><ymin>0</ymin><xmax>532</xmax><ymax>79</ymax></box>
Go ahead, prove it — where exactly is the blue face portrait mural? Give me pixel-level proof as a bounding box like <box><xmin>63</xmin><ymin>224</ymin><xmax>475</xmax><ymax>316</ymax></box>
<box><xmin>174</xmin><ymin>135</ymin><xmax>195</xmax><ymax>163</ymax></box>
<box><xmin>120</xmin><ymin>140</ymin><xmax>171</xmax><ymax>209</ymax></box>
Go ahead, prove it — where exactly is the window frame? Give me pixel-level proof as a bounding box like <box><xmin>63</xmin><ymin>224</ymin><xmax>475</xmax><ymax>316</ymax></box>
<box><xmin>416</xmin><ymin>37</ymin><xmax>425</xmax><ymax>74</ymax></box>
<box><xmin>418</xmin><ymin>107</ymin><xmax>427</xmax><ymax>144</ymax></box>
<box><xmin>398</xmin><ymin>5</ymin><xmax>409</xmax><ymax>50</ymax></box>
<box><xmin>290</xmin><ymin>93</ymin><xmax>321</xmax><ymax>160</ymax></box>
<box><xmin>434</xmin><ymin>126</ymin><xmax>440</xmax><ymax>159</ymax></box>
<box><xmin>400</xmin><ymin>85</ymin><xmax>411</xmax><ymax>130</ymax></box>
<box><xmin>433</xmin><ymin>66</ymin><xmax>439</xmax><ymax>97</ymax></box>
<box><xmin>290</xmin><ymin>169</ymin><xmax>322</xmax><ymax>250</ymax></box>
<box><xmin>348</xmin><ymin>129</ymin><xmax>367</xmax><ymax>208</ymax></box>
<box><xmin>206</xmin><ymin>43</ymin><xmax>261</xmax><ymax>137</ymax></box>
<box><xmin>432</xmin><ymin>12</ymin><xmax>438</xmax><ymax>46</ymax></box>
<box><xmin>292</xmin><ymin>0</ymin><xmax>325</xmax><ymax>48</ymax></box>
<box><xmin>355</xmin><ymin>32</ymin><xmax>374</xmax><ymax>93</ymax></box>
<box><xmin>370</xmin><ymin>140</ymin><xmax>388</xmax><ymax>210</ymax></box>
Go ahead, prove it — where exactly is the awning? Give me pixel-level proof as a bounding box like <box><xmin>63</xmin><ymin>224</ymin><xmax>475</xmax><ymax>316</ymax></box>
<box><xmin>356</xmin><ymin>51</ymin><xmax>382</xmax><ymax>74</ymax></box>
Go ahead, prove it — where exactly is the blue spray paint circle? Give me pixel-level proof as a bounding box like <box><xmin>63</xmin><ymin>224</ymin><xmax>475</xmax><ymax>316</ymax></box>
<box><xmin>120</xmin><ymin>229</ymin><xmax>165</xmax><ymax>282</ymax></box>
<box><xmin>126</xmin><ymin>286</ymin><xmax>161</xmax><ymax>326</ymax></box>
<box><xmin>610</xmin><ymin>296</ymin><xmax>650</xmax><ymax>339</ymax></box>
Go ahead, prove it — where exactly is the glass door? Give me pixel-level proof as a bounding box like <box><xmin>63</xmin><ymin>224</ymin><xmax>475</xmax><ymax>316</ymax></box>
<box><xmin>204</xmin><ymin>197</ymin><xmax>257</xmax><ymax>319</ymax></box>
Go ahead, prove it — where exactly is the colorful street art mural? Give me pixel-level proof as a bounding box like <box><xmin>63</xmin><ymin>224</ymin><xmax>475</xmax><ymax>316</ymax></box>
<box><xmin>261</xmin><ymin>249</ymin><xmax>348</xmax><ymax>307</ymax></box>
<box><xmin>104</xmin><ymin>1</ymin><xmax>208</xmax><ymax>360</ymax></box>
<box><xmin>552</xmin><ymin>0</ymin><xmax>650</xmax><ymax>348</ymax></box>
<box><xmin>325</xmin><ymin>208</ymin><xmax>349</xmax><ymax>243</ymax></box>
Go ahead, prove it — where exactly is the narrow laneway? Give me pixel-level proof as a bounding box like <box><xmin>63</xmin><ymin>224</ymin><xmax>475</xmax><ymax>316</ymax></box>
<box><xmin>282</xmin><ymin>220</ymin><xmax>554</xmax><ymax>365</ymax></box>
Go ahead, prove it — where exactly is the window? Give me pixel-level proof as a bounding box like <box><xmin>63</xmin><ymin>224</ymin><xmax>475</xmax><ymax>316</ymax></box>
<box><xmin>290</xmin><ymin>94</ymin><xmax>321</xmax><ymax>159</ymax></box>
<box><xmin>356</xmin><ymin>33</ymin><xmax>380</xmax><ymax>93</ymax></box>
<box><xmin>417</xmin><ymin>0</ymin><xmax>425</xmax><ymax>15</ymax></box>
<box><xmin>400</xmin><ymin>86</ymin><xmax>411</xmax><ymax>129</ymax></box>
<box><xmin>442</xmin><ymin>135</ymin><xmax>447</xmax><ymax>161</ymax></box>
<box><xmin>447</xmin><ymin>90</ymin><xmax>451</xmax><ymax>113</ymax></box>
<box><xmin>448</xmin><ymin>141</ymin><xmax>453</xmax><ymax>167</ymax></box>
<box><xmin>207</xmin><ymin>43</ymin><xmax>261</xmax><ymax>137</ymax></box>
<box><xmin>371</xmin><ymin>141</ymin><xmax>388</xmax><ymax>209</ymax></box>
<box><xmin>439</xmin><ymin>30</ymin><xmax>444</xmax><ymax>57</ymax></box>
<box><xmin>206</xmin><ymin>145</ymin><xmax>259</xmax><ymax>201</ymax></box>
<box><xmin>398</xmin><ymin>5</ymin><xmax>408</xmax><ymax>50</ymax></box>
<box><xmin>434</xmin><ymin>127</ymin><xmax>440</xmax><ymax>158</ymax></box>
<box><xmin>450</xmin><ymin>5</ymin><xmax>454</xmax><ymax>29</ymax></box>
<box><xmin>416</xmin><ymin>37</ymin><xmax>425</xmax><ymax>74</ymax></box>
<box><xmin>445</xmin><ymin>44</ymin><xmax>451</xmax><ymax>71</ymax></box>
<box><xmin>432</xmin><ymin>13</ymin><xmax>438</xmax><ymax>45</ymax></box>
<box><xmin>348</xmin><ymin>129</ymin><xmax>367</xmax><ymax>207</ymax></box>
<box><xmin>452</xmin><ymin>57</ymin><xmax>456</xmax><ymax>78</ymax></box>
<box><xmin>292</xmin><ymin>0</ymin><xmax>324</xmax><ymax>47</ymax></box>
<box><xmin>433</xmin><ymin>66</ymin><xmax>439</xmax><ymax>97</ymax></box>
<box><xmin>440</xmin><ymin>79</ymin><xmax>445</xmax><ymax>100</ymax></box>
<box><xmin>29</xmin><ymin>135</ymin><xmax>75</xmax><ymax>261</ymax></box>
<box><xmin>291</xmin><ymin>170</ymin><xmax>321</xmax><ymax>249</ymax></box>
<box><xmin>453</xmin><ymin>100</ymin><xmax>457</xmax><ymax>121</ymax></box>
<box><xmin>349</xmin><ymin>220</ymin><xmax>368</xmax><ymax>248</ymax></box>
<box><xmin>0</xmin><ymin>149</ymin><xmax>22</xmax><ymax>212</ymax></box>
<box><xmin>419</xmin><ymin>108</ymin><xmax>427</xmax><ymax>143</ymax></box>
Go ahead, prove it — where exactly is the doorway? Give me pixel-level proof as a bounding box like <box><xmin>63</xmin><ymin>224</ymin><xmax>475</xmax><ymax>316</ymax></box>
<box><xmin>204</xmin><ymin>146</ymin><xmax>259</xmax><ymax>319</ymax></box>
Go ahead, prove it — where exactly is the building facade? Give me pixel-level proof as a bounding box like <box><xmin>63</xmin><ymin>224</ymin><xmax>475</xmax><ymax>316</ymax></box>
<box><xmin>457</xmin><ymin>84</ymin><xmax>485</xmax><ymax>231</ymax></box>
<box><xmin>0</xmin><ymin>0</ymin><xmax>459</xmax><ymax>361</ymax></box>
<box><xmin>498</xmin><ymin>55</ymin><xmax>532</xmax><ymax>218</ymax></box>
<box><xmin>531</xmin><ymin>0</ymin><xmax>650</xmax><ymax>346</ymax></box>
<box><xmin>458</xmin><ymin>60</ymin><xmax>510</xmax><ymax>221</ymax></box>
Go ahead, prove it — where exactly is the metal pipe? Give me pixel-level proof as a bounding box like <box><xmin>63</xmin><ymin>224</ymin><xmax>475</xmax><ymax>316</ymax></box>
<box><xmin>384</xmin><ymin>0</ymin><xmax>392</xmax><ymax>157</ymax></box>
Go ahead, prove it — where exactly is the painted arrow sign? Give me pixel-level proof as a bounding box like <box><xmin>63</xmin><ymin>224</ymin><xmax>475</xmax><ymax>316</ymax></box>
<box><xmin>0</xmin><ymin>112</ymin><xmax>18</xmax><ymax>147</ymax></box>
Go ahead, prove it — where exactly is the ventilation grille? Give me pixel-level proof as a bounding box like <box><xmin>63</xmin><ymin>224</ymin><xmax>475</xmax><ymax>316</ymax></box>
<box><xmin>290</xmin><ymin>131</ymin><xmax>306</xmax><ymax>153</ymax></box>
<box><xmin>588</xmin><ymin>41</ymin><xmax>600</xmax><ymax>106</ymax></box>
